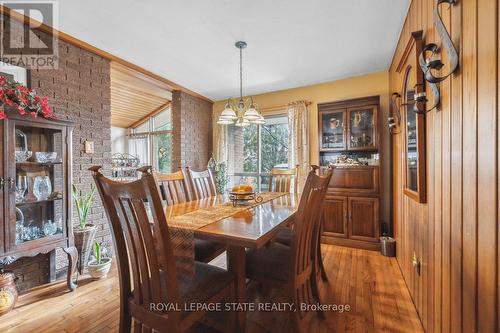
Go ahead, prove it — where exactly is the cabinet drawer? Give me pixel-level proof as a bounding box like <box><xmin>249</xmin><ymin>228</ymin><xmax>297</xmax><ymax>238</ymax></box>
<box><xmin>328</xmin><ymin>166</ymin><xmax>379</xmax><ymax>195</ymax></box>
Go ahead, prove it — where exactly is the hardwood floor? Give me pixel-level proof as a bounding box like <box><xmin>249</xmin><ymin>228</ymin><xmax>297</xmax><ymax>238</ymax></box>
<box><xmin>0</xmin><ymin>245</ymin><xmax>423</xmax><ymax>333</ymax></box>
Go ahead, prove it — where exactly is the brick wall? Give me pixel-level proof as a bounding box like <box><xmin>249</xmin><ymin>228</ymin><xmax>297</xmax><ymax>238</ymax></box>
<box><xmin>171</xmin><ymin>90</ymin><xmax>213</xmax><ymax>170</ymax></box>
<box><xmin>2</xmin><ymin>15</ymin><xmax>112</xmax><ymax>292</ymax></box>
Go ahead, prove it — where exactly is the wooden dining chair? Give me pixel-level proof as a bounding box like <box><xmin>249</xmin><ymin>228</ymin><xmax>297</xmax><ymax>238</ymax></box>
<box><xmin>156</xmin><ymin>168</ymin><xmax>226</xmax><ymax>264</ymax></box>
<box><xmin>268</xmin><ymin>165</ymin><xmax>299</xmax><ymax>193</ymax></box>
<box><xmin>90</xmin><ymin>166</ymin><xmax>236</xmax><ymax>333</ymax></box>
<box><xmin>274</xmin><ymin>165</ymin><xmax>330</xmax><ymax>282</ymax></box>
<box><xmin>245</xmin><ymin>169</ymin><xmax>333</xmax><ymax>332</ymax></box>
<box><xmin>185</xmin><ymin>166</ymin><xmax>217</xmax><ymax>200</ymax></box>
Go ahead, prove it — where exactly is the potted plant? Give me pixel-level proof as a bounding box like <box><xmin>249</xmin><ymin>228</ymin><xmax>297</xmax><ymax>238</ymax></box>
<box><xmin>72</xmin><ymin>184</ymin><xmax>97</xmax><ymax>274</ymax></box>
<box><xmin>208</xmin><ymin>155</ymin><xmax>229</xmax><ymax>194</ymax></box>
<box><xmin>87</xmin><ymin>241</ymin><xmax>112</xmax><ymax>280</ymax></box>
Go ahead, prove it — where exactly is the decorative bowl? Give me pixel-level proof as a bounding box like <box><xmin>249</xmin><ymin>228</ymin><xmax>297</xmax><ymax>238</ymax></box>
<box><xmin>15</xmin><ymin>150</ymin><xmax>32</xmax><ymax>163</ymax></box>
<box><xmin>229</xmin><ymin>191</ymin><xmax>263</xmax><ymax>206</ymax></box>
<box><xmin>35</xmin><ymin>152</ymin><xmax>58</xmax><ymax>163</ymax></box>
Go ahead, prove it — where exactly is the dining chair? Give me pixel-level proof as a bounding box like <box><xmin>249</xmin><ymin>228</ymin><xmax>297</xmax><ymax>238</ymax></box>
<box><xmin>185</xmin><ymin>166</ymin><xmax>217</xmax><ymax>200</ymax></box>
<box><xmin>90</xmin><ymin>165</ymin><xmax>236</xmax><ymax>333</ymax></box>
<box><xmin>274</xmin><ymin>165</ymin><xmax>330</xmax><ymax>282</ymax></box>
<box><xmin>245</xmin><ymin>169</ymin><xmax>333</xmax><ymax>332</ymax></box>
<box><xmin>156</xmin><ymin>168</ymin><xmax>226</xmax><ymax>264</ymax></box>
<box><xmin>268</xmin><ymin>164</ymin><xmax>299</xmax><ymax>193</ymax></box>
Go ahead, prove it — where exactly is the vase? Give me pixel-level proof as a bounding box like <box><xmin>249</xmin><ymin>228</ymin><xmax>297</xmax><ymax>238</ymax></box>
<box><xmin>0</xmin><ymin>271</ymin><xmax>18</xmax><ymax>316</ymax></box>
<box><xmin>87</xmin><ymin>258</ymin><xmax>112</xmax><ymax>280</ymax></box>
<box><xmin>33</xmin><ymin>176</ymin><xmax>52</xmax><ymax>201</ymax></box>
<box><xmin>73</xmin><ymin>224</ymin><xmax>97</xmax><ymax>274</ymax></box>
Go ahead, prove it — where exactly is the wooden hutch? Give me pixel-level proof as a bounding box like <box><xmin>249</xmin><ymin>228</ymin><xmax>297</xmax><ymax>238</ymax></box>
<box><xmin>0</xmin><ymin>110</ymin><xmax>77</xmax><ymax>290</ymax></box>
<box><xmin>318</xmin><ymin>96</ymin><xmax>381</xmax><ymax>250</ymax></box>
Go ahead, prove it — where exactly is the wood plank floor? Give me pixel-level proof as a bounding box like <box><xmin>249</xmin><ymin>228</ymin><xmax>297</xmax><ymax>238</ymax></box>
<box><xmin>0</xmin><ymin>245</ymin><xmax>424</xmax><ymax>333</ymax></box>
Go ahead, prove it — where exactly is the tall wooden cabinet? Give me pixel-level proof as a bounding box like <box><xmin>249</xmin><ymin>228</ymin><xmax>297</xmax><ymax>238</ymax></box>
<box><xmin>0</xmin><ymin>110</ymin><xmax>77</xmax><ymax>291</ymax></box>
<box><xmin>318</xmin><ymin>96</ymin><xmax>381</xmax><ymax>251</ymax></box>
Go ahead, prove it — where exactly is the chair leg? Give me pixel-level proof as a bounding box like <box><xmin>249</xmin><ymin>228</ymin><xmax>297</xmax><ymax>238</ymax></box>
<box><xmin>317</xmin><ymin>237</ymin><xmax>328</xmax><ymax>282</ymax></box>
<box><xmin>225</xmin><ymin>282</ymin><xmax>238</xmax><ymax>333</ymax></box>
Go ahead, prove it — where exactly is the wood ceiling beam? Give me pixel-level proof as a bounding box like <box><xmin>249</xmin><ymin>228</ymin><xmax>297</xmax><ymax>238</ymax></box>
<box><xmin>129</xmin><ymin>101</ymin><xmax>171</xmax><ymax>129</ymax></box>
<box><xmin>0</xmin><ymin>5</ymin><xmax>212</xmax><ymax>103</ymax></box>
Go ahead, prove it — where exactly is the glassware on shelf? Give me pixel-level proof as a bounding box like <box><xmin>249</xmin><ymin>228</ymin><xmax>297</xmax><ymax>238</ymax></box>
<box><xmin>43</xmin><ymin>220</ymin><xmax>58</xmax><ymax>236</ymax></box>
<box><xmin>15</xmin><ymin>207</ymin><xmax>24</xmax><ymax>244</ymax></box>
<box><xmin>33</xmin><ymin>176</ymin><xmax>52</xmax><ymax>201</ymax></box>
<box><xmin>15</xmin><ymin>175</ymin><xmax>28</xmax><ymax>202</ymax></box>
<box><xmin>34</xmin><ymin>152</ymin><xmax>58</xmax><ymax>163</ymax></box>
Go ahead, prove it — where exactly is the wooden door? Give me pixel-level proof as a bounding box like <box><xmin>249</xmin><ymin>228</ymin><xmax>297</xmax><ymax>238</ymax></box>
<box><xmin>322</xmin><ymin>195</ymin><xmax>347</xmax><ymax>238</ymax></box>
<box><xmin>348</xmin><ymin>197</ymin><xmax>379</xmax><ymax>242</ymax></box>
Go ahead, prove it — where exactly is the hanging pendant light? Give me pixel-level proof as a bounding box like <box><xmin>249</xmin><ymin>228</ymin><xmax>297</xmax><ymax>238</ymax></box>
<box><xmin>217</xmin><ymin>41</ymin><xmax>265</xmax><ymax>126</ymax></box>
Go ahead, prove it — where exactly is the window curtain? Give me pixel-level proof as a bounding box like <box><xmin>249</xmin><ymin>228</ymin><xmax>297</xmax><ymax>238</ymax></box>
<box><xmin>287</xmin><ymin>100</ymin><xmax>310</xmax><ymax>192</ymax></box>
<box><xmin>212</xmin><ymin>109</ymin><xmax>228</xmax><ymax>163</ymax></box>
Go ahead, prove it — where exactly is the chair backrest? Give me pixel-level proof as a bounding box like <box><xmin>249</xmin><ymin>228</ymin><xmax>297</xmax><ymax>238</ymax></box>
<box><xmin>268</xmin><ymin>165</ymin><xmax>299</xmax><ymax>193</ymax></box>
<box><xmin>156</xmin><ymin>169</ymin><xmax>191</xmax><ymax>205</ymax></box>
<box><xmin>289</xmin><ymin>169</ymin><xmax>332</xmax><ymax>320</ymax></box>
<box><xmin>90</xmin><ymin>165</ymin><xmax>181</xmax><ymax>332</ymax></box>
<box><xmin>185</xmin><ymin>166</ymin><xmax>217</xmax><ymax>200</ymax></box>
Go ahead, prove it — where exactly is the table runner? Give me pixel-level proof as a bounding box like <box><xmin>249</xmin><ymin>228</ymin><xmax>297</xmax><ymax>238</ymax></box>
<box><xmin>167</xmin><ymin>192</ymin><xmax>286</xmax><ymax>277</ymax></box>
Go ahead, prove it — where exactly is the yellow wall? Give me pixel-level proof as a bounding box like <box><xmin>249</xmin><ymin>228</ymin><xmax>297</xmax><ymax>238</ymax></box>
<box><xmin>213</xmin><ymin>71</ymin><xmax>390</xmax><ymax>165</ymax></box>
<box><xmin>213</xmin><ymin>71</ymin><xmax>391</xmax><ymax>224</ymax></box>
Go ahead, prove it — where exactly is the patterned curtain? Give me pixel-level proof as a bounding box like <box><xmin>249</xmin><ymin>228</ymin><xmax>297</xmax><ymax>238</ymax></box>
<box><xmin>212</xmin><ymin>108</ymin><xmax>228</xmax><ymax>163</ymax></box>
<box><xmin>287</xmin><ymin>101</ymin><xmax>310</xmax><ymax>192</ymax></box>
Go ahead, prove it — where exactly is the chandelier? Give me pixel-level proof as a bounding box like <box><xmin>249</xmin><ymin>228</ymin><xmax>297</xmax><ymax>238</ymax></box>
<box><xmin>217</xmin><ymin>41</ymin><xmax>265</xmax><ymax>126</ymax></box>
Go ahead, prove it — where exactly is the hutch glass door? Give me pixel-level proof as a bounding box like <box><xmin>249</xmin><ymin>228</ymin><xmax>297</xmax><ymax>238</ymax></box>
<box><xmin>320</xmin><ymin>110</ymin><xmax>346</xmax><ymax>150</ymax></box>
<box><xmin>11</xmin><ymin>120</ymin><xmax>66</xmax><ymax>250</ymax></box>
<box><xmin>347</xmin><ymin>106</ymin><xmax>377</xmax><ymax>150</ymax></box>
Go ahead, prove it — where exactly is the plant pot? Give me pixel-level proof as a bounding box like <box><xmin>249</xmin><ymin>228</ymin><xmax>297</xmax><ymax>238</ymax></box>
<box><xmin>87</xmin><ymin>258</ymin><xmax>112</xmax><ymax>280</ymax></box>
<box><xmin>0</xmin><ymin>271</ymin><xmax>18</xmax><ymax>316</ymax></box>
<box><xmin>73</xmin><ymin>224</ymin><xmax>97</xmax><ymax>274</ymax></box>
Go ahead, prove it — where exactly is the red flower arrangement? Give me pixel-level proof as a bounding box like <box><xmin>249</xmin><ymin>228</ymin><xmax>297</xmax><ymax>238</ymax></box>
<box><xmin>0</xmin><ymin>75</ymin><xmax>54</xmax><ymax>120</ymax></box>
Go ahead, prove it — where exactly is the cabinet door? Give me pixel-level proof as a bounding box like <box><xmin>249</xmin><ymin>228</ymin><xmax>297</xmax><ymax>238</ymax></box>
<box><xmin>322</xmin><ymin>195</ymin><xmax>348</xmax><ymax>238</ymax></box>
<box><xmin>319</xmin><ymin>110</ymin><xmax>347</xmax><ymax>151</ymax></box>
<box><xmin>347</xmin><ymin>106</ymin><xmax>378</xmax><ymax>151</ymax></box>
<box><xmin>7</xmin><ymin>118</ymin><xmax>67</xmax><ymax>254</ymax></box>
<box><xmin>348</xmin><ymin>197</ymin><xmax>379</xmax><ymax>242</ymax></box>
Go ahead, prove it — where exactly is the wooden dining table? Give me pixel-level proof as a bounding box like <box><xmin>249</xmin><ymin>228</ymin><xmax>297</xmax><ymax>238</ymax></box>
<box><xmin>164</xmin><ymin>193</ymin><xmax>299</xmax><ymax>332</ymax></box>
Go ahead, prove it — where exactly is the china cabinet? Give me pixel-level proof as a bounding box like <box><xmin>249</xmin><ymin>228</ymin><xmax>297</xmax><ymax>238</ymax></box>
<box><xmin>0</xmin><ymin>109</ymin><xmax>77</xmax><ymax>291</ymax></box>
<box><xmin>318</xmin><ymin>96</ymin><xmax>381</xmax><ymax>250</ymax></box>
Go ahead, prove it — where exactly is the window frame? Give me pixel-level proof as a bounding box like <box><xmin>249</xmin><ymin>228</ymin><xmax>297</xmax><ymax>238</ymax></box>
<box><xmin>128</xmin><ymin>107</ymin><xmax>172</xmax><ymax>173</ymax></box>
<box><xmin>232</xmin><ymin>113</ymin><xmax>289</xmax><ymax>192</ymax></box>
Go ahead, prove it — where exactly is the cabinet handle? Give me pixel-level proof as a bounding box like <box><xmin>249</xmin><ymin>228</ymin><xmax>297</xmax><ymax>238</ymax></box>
<box><xmin>0</xmin><ymin>178</ymin><xmax>4</xmax><ymax>189</ymax></box>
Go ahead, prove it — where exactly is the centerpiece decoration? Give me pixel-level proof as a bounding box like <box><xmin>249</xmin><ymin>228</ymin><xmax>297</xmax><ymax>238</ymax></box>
<box><xmin>229</xmin><ymin>184</ymin><xmax>263</xmax><ymax>206</ymax></box>
<box><xmin>217</xmin><ymin>41</ymin><xmax>265</xmax><ymax>127</ymax></box>
<box><xmin>0</xmin><ymin>75</ymin><xmax>54</xmax><ymax>120</ymax></box>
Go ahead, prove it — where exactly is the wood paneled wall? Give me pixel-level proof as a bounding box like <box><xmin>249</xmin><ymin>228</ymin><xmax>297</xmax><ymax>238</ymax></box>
<box><xmin>389</xmin><ymin>0</ymin><xmax>498</xmax><ymax>332</ymax></box>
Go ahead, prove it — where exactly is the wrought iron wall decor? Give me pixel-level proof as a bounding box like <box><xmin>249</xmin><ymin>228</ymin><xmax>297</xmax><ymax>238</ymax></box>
<box><xmin>417</xmin><ymin>0</ymin><xmax>459</xmax><ymax>113</ymax></box>
<box><xmin>388</xmin><ymin>92</ymin><xmax>402</xmax><ymax>134</ymax></box>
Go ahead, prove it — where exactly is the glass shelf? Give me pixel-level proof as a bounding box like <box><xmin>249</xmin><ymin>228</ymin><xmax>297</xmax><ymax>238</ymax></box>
<box><xmin>16</xmin><ymin>161</ymin><xmax>62</xmax><ymax>167</ymax></box>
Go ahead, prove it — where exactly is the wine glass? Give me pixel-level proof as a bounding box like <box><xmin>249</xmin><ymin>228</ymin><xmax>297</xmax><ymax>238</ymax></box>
<box><xmin>15</xmin><ymin>175</ymin><xmax>28</xmax><ymax>202</ymax></box>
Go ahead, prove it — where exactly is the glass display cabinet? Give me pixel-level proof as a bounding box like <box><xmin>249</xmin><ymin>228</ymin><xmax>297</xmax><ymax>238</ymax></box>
<box><xmin>0</xmin><ymin>110</ymin><xmax>77</xmax><ymax>291</ymax></box>
<box><xmin>347</xmin><ymin>106</ymin><xmax>377</xmax><ymax>150</ymax></box>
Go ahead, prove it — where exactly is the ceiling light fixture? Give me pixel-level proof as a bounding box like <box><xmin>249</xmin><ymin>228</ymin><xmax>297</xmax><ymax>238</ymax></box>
<box><xmin>217</xmin><ymin>41</ymin><xmax>265</xmax><ymax>126</ymax></box>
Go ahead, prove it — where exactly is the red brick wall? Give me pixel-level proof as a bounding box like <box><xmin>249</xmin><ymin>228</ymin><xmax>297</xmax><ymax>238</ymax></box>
<box><xmin>172</xmin><ymin>90</ymin><xmax>213</xmax><ymax>170</ymax></box>
<box><xmin>2</xmin><ymin>15</ymin><xmax>112</xmax><ymax>292</ymax></box>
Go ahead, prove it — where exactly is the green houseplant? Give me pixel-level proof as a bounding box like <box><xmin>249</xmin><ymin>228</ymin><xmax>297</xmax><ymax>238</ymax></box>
<box><xmin>72</xmin><ymin>184</ymin><xmax>97</xmax><ymax>274</ymax></box>
<box><xmin>87</xmin><ymin>241</ymin><xmax>112</xmax><ymax>280</ymax></box>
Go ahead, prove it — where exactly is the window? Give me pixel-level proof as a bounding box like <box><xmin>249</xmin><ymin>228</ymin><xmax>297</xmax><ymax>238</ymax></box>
<box><xmin>229</xmin><ymin>115</ymin><xmax>289</xmax><ymax>191</ymax></box>
<box><xmin>128</xmin><ymin>108</ymin><xmax>172</xmax><ymax>173</ymax></box>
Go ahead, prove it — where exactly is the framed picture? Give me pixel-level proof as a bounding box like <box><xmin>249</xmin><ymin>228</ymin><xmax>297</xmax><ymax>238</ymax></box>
<box><xmin>0</xmin><ymin>61</ymin><xmax>30</xmax><ymax>87</ymax></box>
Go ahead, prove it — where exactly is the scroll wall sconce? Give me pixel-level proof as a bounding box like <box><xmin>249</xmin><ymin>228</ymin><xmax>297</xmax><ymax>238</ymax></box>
<box><xmin>416</xmin><ymin>0</ymin><xmax>459</xmax><ymax>114</ymax></box>
<box><xmin>388</xmin><ymin>92</ymin><xmax>402</xmax><ymax>135</ymax></box>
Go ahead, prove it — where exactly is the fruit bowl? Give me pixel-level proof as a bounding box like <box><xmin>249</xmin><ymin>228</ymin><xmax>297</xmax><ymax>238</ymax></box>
<box><xmin>229</xmin><ymin>186</ymin><xmax>263</xmax><ymax>206</ymax></box>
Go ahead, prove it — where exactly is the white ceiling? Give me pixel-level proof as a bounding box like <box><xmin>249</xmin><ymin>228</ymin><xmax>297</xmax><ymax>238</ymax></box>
<box><xmin>14</xmin><ymin>0</ymin><xmax>410</xmax><ymax>101</ymax></box>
